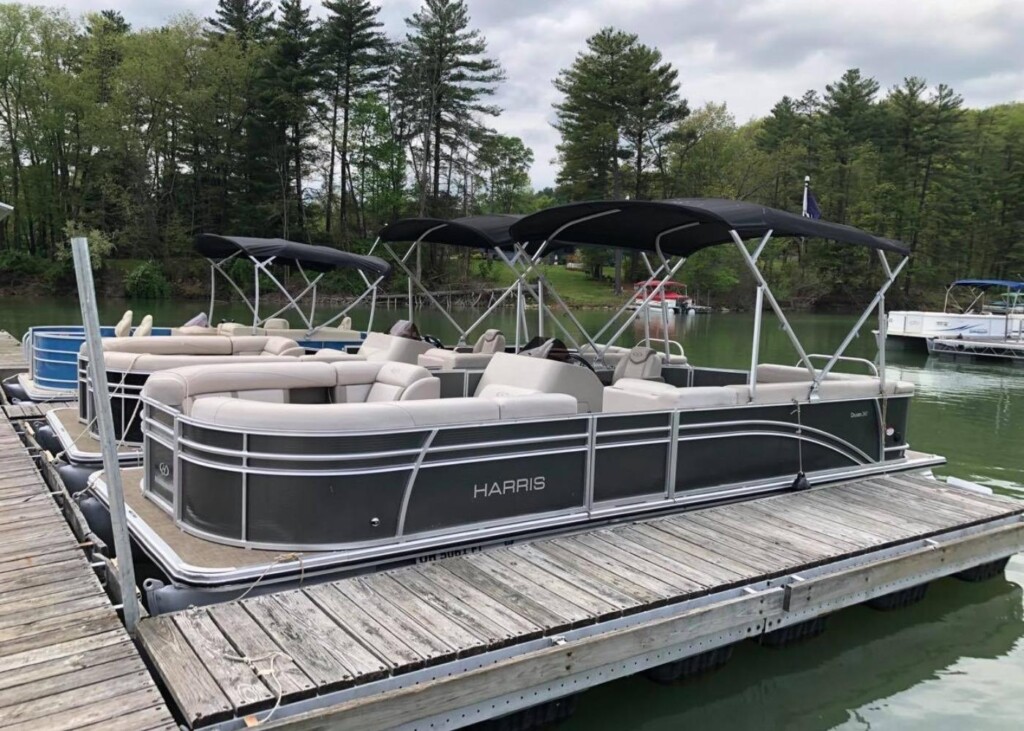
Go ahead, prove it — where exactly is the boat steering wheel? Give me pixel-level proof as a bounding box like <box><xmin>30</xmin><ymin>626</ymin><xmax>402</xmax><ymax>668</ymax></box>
<box><xmin>422</xmin><ymin>334</ymin><xmax>444</xmax><ymax>348</ymax></box>
<box><xmin>563</xmin><ymin>352</ymin><xmax>597</xmax><ymax>372</ymax></box>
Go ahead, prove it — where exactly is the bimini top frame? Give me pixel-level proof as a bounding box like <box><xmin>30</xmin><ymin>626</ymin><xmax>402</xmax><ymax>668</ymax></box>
<box><xmin>941</xmin><ymin>278</ymin><xmax>1024</xmax><ymax>314</ymax></box>
<box><xmin>511</xmin><ymin>199</ymin><xmax>911</xmax><ymax>397</ymax></box>
<box><xmin>194</xmin><ymin>234</ymin><xmax>392</xmax><ymax>336</ymax></box>
<box><xmin>373</xmin><ymin>215</ymin><xmax>596</xmax><ymax>352</ymax></box>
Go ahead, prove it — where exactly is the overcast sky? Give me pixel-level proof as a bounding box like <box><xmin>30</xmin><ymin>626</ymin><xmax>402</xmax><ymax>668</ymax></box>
<box><xmin>36</xmin><ymin>0</ymin><xmax>1024</xmax><ymax>188</ymax></box>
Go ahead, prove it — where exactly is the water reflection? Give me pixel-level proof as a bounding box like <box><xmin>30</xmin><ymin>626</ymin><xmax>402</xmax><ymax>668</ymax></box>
<box><xmin>563</xmin><ymin>572</ymin><xmax>1024</xmax><ymax>731</ymax></box>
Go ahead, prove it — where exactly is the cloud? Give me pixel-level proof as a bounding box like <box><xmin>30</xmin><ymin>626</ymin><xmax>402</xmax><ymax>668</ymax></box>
<box><xmin>34</xmin><ymin>0</ymin><xmax>1024</xmax><ymax>188</ymax></box>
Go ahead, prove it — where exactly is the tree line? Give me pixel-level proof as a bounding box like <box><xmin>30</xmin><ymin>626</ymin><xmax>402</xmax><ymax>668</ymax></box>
<box><xmin>554</xmin><ymin>30</ymin><xmax>1024</xmax><ymax>307</ymax></box>
<box><xmin>1</xmin><ymin>2</ymin><xmax>1022</xmax><ymax>308</ymax></box>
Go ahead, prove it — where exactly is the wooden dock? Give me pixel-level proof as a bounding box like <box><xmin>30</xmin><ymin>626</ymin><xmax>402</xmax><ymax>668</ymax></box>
<box><xmin>136</xmin><ymin>473</ymin><xmax>1024</xmax><ymax>730</ymax></box>
<box><xmin>0</xmin><ymin>332</ymin><xmax>26</xmax><ymax>382</ymax></box>
<box><xmin>0</xmin><ymin>398</ymin><xmax>176</xmax><ymax>730</ymax></box>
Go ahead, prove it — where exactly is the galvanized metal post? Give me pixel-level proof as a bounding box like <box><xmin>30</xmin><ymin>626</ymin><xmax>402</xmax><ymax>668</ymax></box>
<box><xmin>70</xmin><ymin>237</ymin><xmax>140</xmax><ymax>636</ymax></box>
<box><xmin>878</xmin><ymin>295</ymin><xmax>887</xmax><ymax>393</ymax></box>
<box><xmin>749</xmin><ymin>285</ymin><xmax>764</xmax><ymax>400</ymax></box>
<box><xmin>537</xmin><ymin>278</ymin><xmax>544</xmax><ymax>338</ymax></box>
<box><xmin>514</xmin><ymin>280</ymin><xmax>523</xmax><ymax>352</ymax></box>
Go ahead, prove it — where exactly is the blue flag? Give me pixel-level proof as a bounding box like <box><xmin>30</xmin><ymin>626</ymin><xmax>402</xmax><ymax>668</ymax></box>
<box><xmin>805</xmin><ymin>189</ymin><xmax>821</xmax><ymax>219</ymax></box>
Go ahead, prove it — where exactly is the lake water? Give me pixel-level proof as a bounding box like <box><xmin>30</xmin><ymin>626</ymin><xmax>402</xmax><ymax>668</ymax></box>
<box><xmin>1</xmin><ymin>297</ymin><xmax>1022</xmax><ymax>729</ymax></box>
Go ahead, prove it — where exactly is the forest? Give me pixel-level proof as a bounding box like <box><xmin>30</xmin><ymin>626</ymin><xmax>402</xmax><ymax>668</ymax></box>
<box><xmin>0</xmin><ymin>0</ymin><xmax>1022</xmax><ymax>309</ymax></box>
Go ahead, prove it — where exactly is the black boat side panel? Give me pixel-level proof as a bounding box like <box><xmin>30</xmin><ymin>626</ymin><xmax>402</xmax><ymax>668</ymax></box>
<box><xmin>403</xmin><ymin>451</ymin><xmax>587</xmax><ymax>534</ymax></box>
<box><xmin>247</xmin><ymin>471</ymin><xmax>410</xmax><ymax>544</ymax></box>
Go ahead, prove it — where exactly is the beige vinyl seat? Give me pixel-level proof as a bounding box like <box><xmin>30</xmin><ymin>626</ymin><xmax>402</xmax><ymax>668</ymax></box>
<box><xmin>418</xmin><ymin>329</ymin><xmax>507</xmax><ymax>370</ymax></box>
<box><xmin>473</xmin><ymin>352</ymin><xmax>604</xmax><ymax>413</ymax></box>
<box><xmin>580</xmin><ymin>343</ymin><xmax>688</xmax><ymax>367</ymax></box>
<box><xmin>217</xmin><ymin>316</ymin><xmax>360</xmax><ymax>343</ymax></box>
<box><xmin>114</xmin><ymin>310</ymin><xmax>133</xmax><ymax>338</ymax></box>
<box><xmin>89</xmin><ymin>334</ymin><xmax>344</xmax><ymax>372</ymax></box>
<box><xmin>142</xmin><ymin>360</ymin><xmax>577</xmax><ymax>432</ymax></box>
<box><xmin>131</xmin><ymin>314</ymin><xmax>153</xmax><ymax>337</ymax></box>
<box><xmin>605</xmin><ymin>363</ymin><xmax>915</xmax><ymax>413</ymax></box>
<box><xmin>611</xmin><ymin>346</ymin><xmax>663</xmax><ymax>383</ymax></box>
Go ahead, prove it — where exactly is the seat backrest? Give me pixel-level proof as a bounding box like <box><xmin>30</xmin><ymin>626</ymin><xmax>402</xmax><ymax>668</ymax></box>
<box><xmin>612</xmin><ymin>346</ymin><xmax>662</xmax><ymax>383</ymax></box>
<box><xmin>473</xmin><ymin>329</ymin><xmax>506</xmax><ymax>354</ymax></box>
<box><xmin>114</xmin><ymin>310</ymin><xmax>133</xmax><ymax>338</ymax></box>
<box><xmin>143</xmin><ymin>361</ymin><xmax>338</xmax><ymax>411</ymax></box>
<box><xmin>357</xmin><ymin>331</ymin><xmax>432</xmax><ymax>364</ymax></box>
<box><xmin>366</xmin><ymin>362</ymin><xmax>439</xmax><ymax>401</ymax></box>
<box><xmin>131</xmin><ymin>314</ymin><xmax>153</xmax><ymax>338</ymax></box>
<box><xmin>229</xmin><ymin>336</ymin><xmax>304</xmax><ymax>357</ymax></box>
<box><xmin>474</xmin><ymin>352</ymin><xmax>603</xmax><ymax>413</ymax></box>
<box><xmin>263</xmin><ymin>318</ymin><xmax>289</xmax><ymax>330</ymax></box>
<box><xmin>97</xmin><ymin>335</ymin><xmax>234</xmax><ymax>356</ymax></box>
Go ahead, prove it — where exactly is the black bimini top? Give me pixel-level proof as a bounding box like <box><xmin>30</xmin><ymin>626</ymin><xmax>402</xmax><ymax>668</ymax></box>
<box><xmin>195</xmin><ymin>234</ymin><xmax>391</xmax><ymax>277</ymax></box>
<box><xmin>378</xmin><ymin>215</ymin><xmax>523</xmax><ymax>249</ymax></box>
<box><xmin>377</xmin><ymin>215</ymin><xmax>576</xmax><ymax>256</ymax></box>
<box><xmin>509</xmin><ymin>199</ymin><xmax>909</xmax><ymax>257</ymax></box>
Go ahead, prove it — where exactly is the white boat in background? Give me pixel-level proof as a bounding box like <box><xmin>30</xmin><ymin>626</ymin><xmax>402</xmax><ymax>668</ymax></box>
<box><xmin>0</xmin><ymin>201</ymin><xmax>12</xmax><ymax>221</ymax></box>
<box><xmin>886</xmin><ymin>278</ymin><xmax>1024</xmax><ymax>349</ymax></box>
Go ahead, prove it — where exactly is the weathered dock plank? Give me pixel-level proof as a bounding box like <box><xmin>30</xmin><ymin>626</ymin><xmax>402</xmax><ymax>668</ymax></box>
<box><xmin>133</xmin><ymin>472</ymin><xmax>1024</xmax><ymax>730</ymax></box>
<box><xmin>0</xmin><ymin>407</ymin><xmax>174</xmax><ymax>730</ymax></box>
<box><xmin>0</xmin><ymin>333</ymin><xmax>26</xmax><ymax>383</ymax></box>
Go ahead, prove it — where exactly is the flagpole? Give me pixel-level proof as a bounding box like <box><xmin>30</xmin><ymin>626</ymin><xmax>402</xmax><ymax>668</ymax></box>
<box><xmin>802</xmin><ymin>175</ymin><xmax>810</xmax><ymax>218</ymax></box>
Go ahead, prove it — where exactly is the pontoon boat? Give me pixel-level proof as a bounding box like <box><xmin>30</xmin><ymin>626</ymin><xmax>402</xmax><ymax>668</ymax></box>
<box><xmin>886</xmin><ymin>279</ymin><xmax>1024</xmax><ymax>349</ymax></box>
<box><xmin>77</xmin><ymin>198</ymin><xmax>943</xmax><ymax>614</ymax></box>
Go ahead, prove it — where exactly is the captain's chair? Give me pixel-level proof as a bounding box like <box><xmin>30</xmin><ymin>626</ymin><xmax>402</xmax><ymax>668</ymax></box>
<box><xmin>418</xmin><ymin>329</ymin><xmax>507</xmax><ymax>370</ymax></box>
<box><xmin>611</xmin><ymin>346</ymin><xmax>662</xmax><ymax>383</ymax></box>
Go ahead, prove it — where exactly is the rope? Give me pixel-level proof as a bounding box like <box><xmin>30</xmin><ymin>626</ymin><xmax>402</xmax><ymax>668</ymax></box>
<box><xmin>222</xmin><ymin>650</ymin><xmax>290</xmax><ymax>726</ymax></box>
<box><xmin>49</xmin><ymin>354</ymin><xmax>142</xmax><ymax>464</ymax></box>
<box><xmin>233</xmin><ymin>553</ymin><xmax>304</xmax><ymax>604</ymax></box>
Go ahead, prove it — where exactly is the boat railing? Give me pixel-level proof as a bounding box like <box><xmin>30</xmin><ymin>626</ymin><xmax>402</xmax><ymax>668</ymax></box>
<box><xmin>803</xmin><ymin>354</ymin><xmax>879</xmax><ymax>377</ymax></box>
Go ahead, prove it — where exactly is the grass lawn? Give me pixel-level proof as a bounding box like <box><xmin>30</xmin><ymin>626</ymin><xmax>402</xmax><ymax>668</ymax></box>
<box><xmin>480</xmin><ymin>262</ymin><xmax>626</xmax><ymax>307</ymax></box>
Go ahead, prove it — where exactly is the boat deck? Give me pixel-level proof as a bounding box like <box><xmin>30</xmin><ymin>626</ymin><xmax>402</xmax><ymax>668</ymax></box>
<box><xmin>931</xmin><ymin>336</ymin><xmax>1024</xmax><ymax>364</ymax></box>
<box><xmin>0</xmin><ymin>402</ymin><xmax>176</xmax><ymax>730</ymax></box>
<box><xmin>137</xmin><ymin>472</ymin><xmax>1024</xmax><ymax>730</ymax></box>
<box><xmin>0</xmin><ymin>332</ymin><xmax>25</xmax><ymax>382</ymax></box>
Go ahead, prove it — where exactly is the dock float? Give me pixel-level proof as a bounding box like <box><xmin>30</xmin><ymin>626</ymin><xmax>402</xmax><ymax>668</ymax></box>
<box><xmin>0</xmin><ymin>400</ymin><xmax>176</xmax><ymax>730</ymax></box>
<box><xmin>134</xmin><ymin>473</ymin><xmax>1023</xmax><ymax>730</ymax></box>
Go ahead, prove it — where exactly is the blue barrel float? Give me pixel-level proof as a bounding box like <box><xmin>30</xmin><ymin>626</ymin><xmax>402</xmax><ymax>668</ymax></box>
<box><xmin>29</xmin><ymin>325</ymin><xmax>173</xmax><ymax>394</ymax></box>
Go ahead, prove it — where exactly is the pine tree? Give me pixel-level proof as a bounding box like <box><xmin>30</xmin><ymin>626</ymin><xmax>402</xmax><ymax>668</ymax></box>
<box><xmin>317</xmin><ymin>0</ymin><xmax>388</xmax><ymax>240</ymax></box>
<box><xmin>399</xmin><ymin>0</ymin><xmax>504</xmax><ymax>217</ymax></box>
<box><xmin>208</xmin><ymin>0</ymin><xmax>274</xmax><ymax>46</ymax></box>
<box><xmin>260</xmin><ymin>0</ymin><xmax>316</xmax><ymax>239</ymax></box>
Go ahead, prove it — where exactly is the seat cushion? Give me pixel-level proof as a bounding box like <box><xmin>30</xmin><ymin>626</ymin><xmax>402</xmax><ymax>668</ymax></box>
<box><xmin>484</xmin><ymin>393</ymin><xmax>577</xmax><ymax>420</ymax></box>
<box><xmin>474</xmin><ymin>329</ymin><xmax>506</xmax><ymax>354</ymax></box>
<box><xmin>97</xmin><ymin>335</ymin><xmax>234</xmax><ymax>356</ymax></box>
<box><xmin>604</xmin><ymin>382</ymin><xmax>741</xmax><ymax>412</ymax></box>
<box><xmin>475</xmin><ymin>352</ymin><xmax>603</xmax><ymax>413</ymax></box>
<box><xmin>144</xmin><ymin>361</ymin><xmax>338</xmax><ymax>410</ymax></box>
<box><xmin>612</xmin><ymin>346</ymin><xmax>663</xmax><ymax>383</ymax></box>
<box><xmin>418</xmin><ymin>349</ymin><xmax>497</xmax><ymax>370</ymax></box>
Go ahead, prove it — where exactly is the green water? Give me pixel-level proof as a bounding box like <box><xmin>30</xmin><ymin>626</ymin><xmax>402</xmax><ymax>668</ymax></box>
<box><xmin>2</xmin><ymin>297</ymin><xmax>1023</xmax><ymax>729</ymax></box>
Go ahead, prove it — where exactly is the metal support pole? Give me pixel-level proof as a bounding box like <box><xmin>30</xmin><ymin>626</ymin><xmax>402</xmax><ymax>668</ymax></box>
<box><xmin>749</xmin><ymin>286</ymin><xmax>764</xmax><ymax>400</ymax></box>
<box><xmin>252</xmin><ymin>263</ymin><xmax>260</xmax><ymax>332</ymax></box>
<box><xmin>878</xmin><ymin>295</ymin><xmax>887</xmax><ymax>393</ymax></box>
<box><xmin>514</xmin><ymin>280</ymin><xmax>523</xmax><ymax>352</ymax></box>
<box><xmin>208</xmin><ymin>265</ymin><xmax>216</xmax><ymax>324</ymax></box>
<box><xmin>537</xmin><ymin>278</ymin><xmax>544</xmax><ymax>338</ymax></box>
<box><xmin>814</xmin><ymin>255</ymin><xmax>908</xmax><ymax>387</ymax></box>
<box><xmin>730</xmin><ymin>229</ymin><xmax>815</xmax><ymax>377</ymax></box>
<box><xmin>71</xmin><ymin>237</ymin><xmax>140</xmax><ymax>636</ymax></box>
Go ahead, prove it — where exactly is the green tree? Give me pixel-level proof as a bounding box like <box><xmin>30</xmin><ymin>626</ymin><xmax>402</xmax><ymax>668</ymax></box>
<box><xmin>399</xmin><ymin>0</ymin><xmax>504</xmax><ymax>217</ymax></box>
<box><xmin>317</xmin><ymin>0</ymin><xmax>388</xmax><ymax>240</ymax></box>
